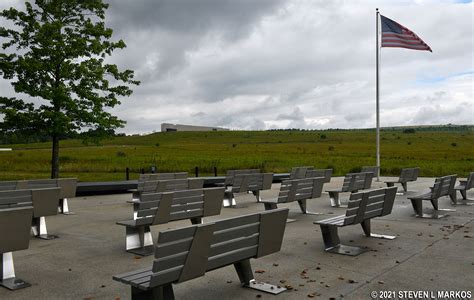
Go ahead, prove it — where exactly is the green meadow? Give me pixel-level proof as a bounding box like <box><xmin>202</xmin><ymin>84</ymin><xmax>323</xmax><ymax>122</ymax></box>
<box><xmin>0</xmin><ymin>128</ymin><xmax>473</xmax><ymax>182</ymax></box>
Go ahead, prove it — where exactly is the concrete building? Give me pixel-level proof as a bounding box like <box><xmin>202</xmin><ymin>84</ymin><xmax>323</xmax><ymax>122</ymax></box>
<box><xmin>161</xmin><ymin>123</ymin><xmax>229</xmax><ymax>132</ymax></box>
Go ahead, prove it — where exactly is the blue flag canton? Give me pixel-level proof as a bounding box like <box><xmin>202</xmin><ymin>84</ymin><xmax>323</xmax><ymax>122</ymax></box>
<box><xmin>380</xmin><ymin>15</ymin><xmax>403</xmax><ymax>34</ymax></box>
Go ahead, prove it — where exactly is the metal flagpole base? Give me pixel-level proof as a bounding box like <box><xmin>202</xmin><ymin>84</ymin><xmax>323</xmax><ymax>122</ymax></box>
<box><xmin>247</xmin><ymin>279</ymin><xmax>286</xmax><ymax>295</ymax></box>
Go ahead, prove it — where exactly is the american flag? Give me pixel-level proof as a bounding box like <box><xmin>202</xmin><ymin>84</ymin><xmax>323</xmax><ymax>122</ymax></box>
<box><xmin>380</xmin><ymin>15</ymin><xmax>432</xmax><ymax>52</ymax></box>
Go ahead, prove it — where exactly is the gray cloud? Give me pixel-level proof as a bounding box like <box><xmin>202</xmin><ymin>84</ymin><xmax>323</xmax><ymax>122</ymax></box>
<box><xmin>0</xmin><ymin>0</ymin><xmax>472</xmax><ymax>134</ymax></box>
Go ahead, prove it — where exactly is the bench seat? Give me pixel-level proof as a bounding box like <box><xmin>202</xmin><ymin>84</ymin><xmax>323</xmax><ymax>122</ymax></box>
<box><xmin>117</xmin><ymin>187</ymin><xmax>224</xmax><ymax>256</ymax></box>
<box><xmin>261</xmin><ymin>177</ymin><xmax>325</xmax><ymax>217</ymax></box>
<box><xmin>314</xmin><ymin>187</ymin><xmax>397</xmax><ymax>256</ymax></box>
<box><xmin>223</xmin><ymin>173</ymin><xmax>273</xmax><ymax>207</ymax></box>
<box><xmin>113</xmin><ymin>208</ymin><xmax>289</xmax><ymax>299</ymax></box>
<box><xmin>453</xmin><ymin>172</ymin><xmax>474</xmax><ymax>205</ymax></box>
<box><xmin>408</xmin><ymin>175</ymin><xmax>457</xmax><ymax>219</ymax></box>
<box><xmin>326</xmin><ymin>172</ymin><xmax>373</xmax><ymax>207</ymax></box>
<box><xmin>384</xmin><ymin>167</ymin><xmax>419</xmax><ymax>194</ymax></box>
<box><xmin>0</xmin><ymin>192</ymin><xmax>34</xmax><ymax>291</ymax></box>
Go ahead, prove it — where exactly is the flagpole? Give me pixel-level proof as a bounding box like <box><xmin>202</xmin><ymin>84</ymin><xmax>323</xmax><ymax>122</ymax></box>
<box><xmin>375</xmin><ymin>8</ymin><xmax>380</xmax><ymax>181</ymax></box>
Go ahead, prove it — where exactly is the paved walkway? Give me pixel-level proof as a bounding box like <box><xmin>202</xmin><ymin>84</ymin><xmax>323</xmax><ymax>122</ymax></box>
<box><xmin>1</xmin><ymin>177</ymin><xmax>473</xmax><ymax>299</ymax></box>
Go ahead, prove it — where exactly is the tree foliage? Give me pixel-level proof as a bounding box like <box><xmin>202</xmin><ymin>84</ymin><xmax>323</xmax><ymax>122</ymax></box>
<box><xmin>0</xmin><ymin>0</ymin><xmax>139</xmax><ymax>177</ymax></box>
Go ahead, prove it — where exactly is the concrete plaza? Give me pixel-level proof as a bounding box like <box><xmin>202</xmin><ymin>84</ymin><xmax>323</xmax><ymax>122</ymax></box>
<box><xmin>1</xmin><ymin>177</ymin><xmax>473</xmax><ymax>300</ymax></box>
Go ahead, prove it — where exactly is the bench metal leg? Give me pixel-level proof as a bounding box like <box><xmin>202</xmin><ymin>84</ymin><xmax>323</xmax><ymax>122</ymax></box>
<box><xmin>125</xmin><ymin>226</ymin><xmax>154</xmax><ymax>256</ymax></box>
<box><xmin>0</xmin><ymin>252</ymin><xmax>30</xmax><ymax>290</ymax></box>
<box><xmin>223</xmin><ymin>190</ymin><xmax>236</xmax><ymax>207</ymax></box>
<box><xmin>58</xmin><ymin>198</ymin><xmax>75</xmax><ymax>215</ymax></box>
<box><xmin>190</xmin><ymin>217</ymin><xmax>202</xmax><ymax>225</ymax></box>
<box><xmin>252</xmin><ymin>190</ymin><xmax>262</xmax><ymax>202</ymax></box>
<box><xmin>456</xmin><ymin>190</ymin><xmax>474</xmax><ymax>205</ymax></box>
<box><xmin>431</xmin><ymin>198</ymin><xmax>455</xmax><ymax>214</ymax></box>
<box><xmin>263</xmin><ymin>202</ymin><xmax>278</xmax><ymax>210</ymax></box>
<box><xmin>329</xmin><ymin>192</ymin><xmax>341</xmax><ymax>207</ymax></box>
<box><xmin>31</xmin><ymin>216</ymin><xmax>58</xmax><ymax>240</ymax></box>
<box><xmin>131</xmin><ymin>284</ymin><xmax>174</xmax><ymax>300</ymax></box>
<box><xmin>319</xmin><ymin>224</ymin><xmax>368</xmax><ymax>256</ymax></box>
<box><xmin>401</xmin><ymin>182</ymin><xmax>408</xmax><ymax>193</ymax></box>
<box><xmin>298</xmin><ymin>199</ymin><xmax>323</xmax><ymax>215</ymax></box>
<box><xmin>411</xmin><ymin>199</ymin><xmax>448</xmax><ymax>219</ymax></box>
<box><xmin>234</xmin><ymin>259</ymin><xmax>286</xmax><ymax>295</ymax></box>
<box><xmin>361</xmin><ymin>219</ymin><xmax>396</xmax><ymax>240</ymax></box>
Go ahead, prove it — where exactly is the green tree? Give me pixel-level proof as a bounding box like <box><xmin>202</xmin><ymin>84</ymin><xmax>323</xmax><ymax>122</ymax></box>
<box><xmin>0</xmin><ymin>0</ymin><xmax>139</xmax><ymax>178</ymax></box>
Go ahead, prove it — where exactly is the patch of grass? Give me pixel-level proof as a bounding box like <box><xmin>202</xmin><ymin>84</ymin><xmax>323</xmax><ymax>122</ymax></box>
<box><xmin>0</xmin><ymin>129</ymin><xmax>472</xmax><ymax>181</ymax></box>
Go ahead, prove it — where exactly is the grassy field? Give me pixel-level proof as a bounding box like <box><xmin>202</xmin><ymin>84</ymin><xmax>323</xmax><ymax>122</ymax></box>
<box><xmin>0</xmin><ymin>129</ymin><xmax>473</xmax><ymax>182</ymax></box>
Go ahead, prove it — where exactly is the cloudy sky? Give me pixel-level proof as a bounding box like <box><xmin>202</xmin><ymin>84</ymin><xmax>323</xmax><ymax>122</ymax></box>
<box><xmin>1</xmin><ymin>0</ymin><xmax>473</xmax><ymax>134</ymax></box>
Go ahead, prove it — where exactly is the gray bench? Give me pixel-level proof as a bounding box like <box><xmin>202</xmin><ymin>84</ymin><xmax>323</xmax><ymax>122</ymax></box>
<box><xmin>289</xmin><ymin>166</ymin><xmax>313</xmax><ymax>179</ymax></box>
<box><xmin>0</xmin><ymin>188</ymin><xmax>61</xmax><ymax>240</ymax></box>
<box><xmin>384</xmin><ymin>167</ymin><xmax>419</xmax><ymax>194</ymax></box>
<box><xmin>132</xmin><ymin>178</ymin><xmax>204</xmax><ymax>202</ymax></box>
<box><xmin>408</xmin><ymin>175</ymin><xmax>457</xmax><ymax>219</ymax></box>
<box><xmin>453</xmin><ymin>172</ymin><xmax>474</xmax><ymax>205</ymax></box>
<box><xmin>113</xmin><ymin>208</ymin><xmax>289</xmax><ymax>299</ymax></box>
<box><xmin>361</xmin><ymin>166</ymin><xmax>380</xmax><ymax>179</ymax></box>
<box><xmin>0</xmin><ymin>192</ymin><xmax>34</xmax><ymax>290</ymax></box>
<box><xmin>326</xmin><ymin>172</ymin><xmax>374</xmax><ymax>207</ymax></box>
<box><xmin>221</xmin><ymin>169</ymin><xmax>261</xmax><ymax>187</ymax></box>
<box><xmin>314</xmin><ymin>187</ymin><xmax>397</xmax><ymax>256</ymax></box>
<box><xmin>223</xmin><ymin>173</ymin><xmax>273</xmax><ymax>207</ymax></box>
<box><xmin>261</xmin><ymin>177</ymin><xmax>325</xmax><ymax>217</ymax></box>
<box><xmin>0</xmin><ymin>178</ymin><xmax>77</xmax><ymax>215</ymax></box>
<box><xmin>306</xmin><ymin>169</ymin><xmax>333</xmax><ymax>183</ymax></box>
<box><xmin>289</xmin><ymin>166</ymin><xmax>333</xmax><ymax>183</ymax></box>
<box><xmin>137</xmin><ymin>172</ymin><xmax>188</xmax><ymax>188</ymax></box>
<box><xmin>117</xmin><ymin>187</ymin><xmax>224</xmax><ymax>256</ymax></box>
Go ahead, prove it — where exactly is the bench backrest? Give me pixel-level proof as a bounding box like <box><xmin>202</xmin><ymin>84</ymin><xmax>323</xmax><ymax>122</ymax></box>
<box><xmin>0</xmin><ymin>188</ymin><xmax>60</xmax><ymax>217</ymax></box>
<box><xmin>224</xmin><ymin>169</ymin><xmax>260</xmax><ymax>185</ymax></box>
<box><xmin>139</xmin><ymin>172</ymin><xmax>188</xmax><ymax>182</ymax></box>
<box><xmin>148</xmin><ymin>208</ymin><xmax>289</xmax><ymax>287</ymax></box>
<box><xmin>0</xmin><ymin>189</ymin><xmax>33</xmax><ymax>208</ymax></box>
<box><xmin>289</xmin><ymin>166</ymin><xmax>313</xmax><ymax>179</ymax></box>
<box><xmin>432</xmin><ymin>175</ymin><xmax>457</xmax><ymax>199</ymax></box>
<box><xmin>135</xmin><ymin>187</ymin><xmax>224</xmax><ymax>226</ymax></box>
<box><xmin>343</xmin><ymin>187</ymin><xmax>397</xmax><ymax>226</ymax></box>
<box><xmin>341</xmin><ymin>172</ymin><xmax>373</xmax><ymax>192</ymax></box>
<box><xmin>139</xmin><ymin>178</ymin><xmax>204</xmax><ymax>195</ymax></box>
<box><xmin>231</xmin><ymin>173</ymin><xmax>273</xmax><ymax>193</ymax></box>
<box><xmin>361</xmin><ymin>166</ymin><xmax>379</xmax><ymax>177</ymax></box>
<box><xmin>0</xmin><ymin>206</ymin><xmax>34</xmax><ymax>253</ymax></box>
<box><xmin>0</xmin><ymin>181</ymin><xmax>20</xmax><ymax>191</ymax></box>
<box><xmin>305</xmin><ymin>169</ymin><xmax>333</xmax><ymax>183</ymax></box>
<box><xmin>277</xmin><ymin>177</ymin><xmax>325</xmax><ymax>203</ymax></box>
<box><xmin>399</xmin><ymin>168</ymin><xmax>420</xmax><ymax>183</ymax></box>
<box><xmin>0</xmin><ymin>190</ymin><xmax>34</xmax><ymax>253</ymax></box>
<box><xmin>138</xmin><ymin>173</ymin><xmax>188</xmax><ymax>190</ymax></box>
<box><xmin>464</xmin><ymin>172</ymin><xmax>474</xmax><ymax>189</ymax></box>
<box><xmin>0</xmin><ymin>178</ymin><xmax>77</xmax><ymax>199</ymax></box>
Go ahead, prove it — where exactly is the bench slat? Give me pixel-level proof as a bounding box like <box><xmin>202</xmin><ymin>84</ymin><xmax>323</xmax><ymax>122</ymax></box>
<box><xmin>155</xmin><ymin>238</ymin><xmax>194</xmax><ymax>258</ymax></box>
<box><xmin>207</xmin><ymin>245</ymin><xmax>258</xmax><ymax>271</ymax></box>
<box><xmin>212</xmin><ymin>222</ymin><xmax>260</xmax><ymax>244</ymax></box>
<box><xmin>209</xmin><ymin>234</ymin><xmax>259</xmax><ymax>257</ymax></box>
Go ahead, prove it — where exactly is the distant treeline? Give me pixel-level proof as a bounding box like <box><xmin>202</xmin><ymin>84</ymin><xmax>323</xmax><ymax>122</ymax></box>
<box><xmin>1</xmin><ymin>124</ymin><xmax>471</xmax><ymax>144</ymax></box>
<box><xmin>0</xmin><ymin>129</ymin><xmax>125</xmax><ymax>145</ymax></box>
<box><xmin>267</xmin><ymin>124</ymin><xmax>473</xmax><ymax>132</ymax></box>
